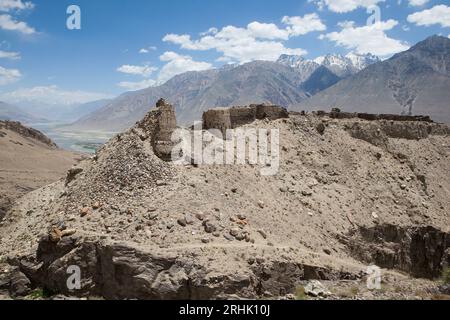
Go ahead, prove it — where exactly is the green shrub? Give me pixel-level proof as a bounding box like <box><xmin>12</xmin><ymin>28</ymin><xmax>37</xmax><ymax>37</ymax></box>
<box><xmin>27</xmin><ymin>288</ymin><xmax>53</xmax><ymax>300</ymax></box>
<box><xmin>442</xmin><ymin>267</ymin><xmax>450</xmax><ymax>284</ymax></box>
<box><xmin>295</xmin><ymin>286</ymin><xmax>308</xmax><ymax>300</ymax></box>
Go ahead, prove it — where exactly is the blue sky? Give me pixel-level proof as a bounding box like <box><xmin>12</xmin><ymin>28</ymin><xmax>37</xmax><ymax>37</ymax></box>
<box><xmin>0</xmin><ymin>0</ymin><xmax>449</xmax><ymax>106</ymax></box>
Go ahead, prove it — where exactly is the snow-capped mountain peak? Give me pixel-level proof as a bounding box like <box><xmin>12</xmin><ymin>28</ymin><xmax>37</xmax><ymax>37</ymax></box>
<box><xmin>277</xmin><ymin>52</ymin><xmax>380</xmax><ymax>79</ymax></box>
<box><xmin>277</xmin><ymin>55</ymin><xmax>320</xmax><ymax>82</ymax></box>
<box><xmin>345</xmin><ymin>52</ymin><xmax>381</xmax><ymax>70</ymax></box>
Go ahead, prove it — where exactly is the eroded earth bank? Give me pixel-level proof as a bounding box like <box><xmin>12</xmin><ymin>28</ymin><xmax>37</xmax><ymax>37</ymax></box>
<box><xmin>1</xmin><ymin>100</ymin><xmax>449</xmax><ymax>300</ymax></box>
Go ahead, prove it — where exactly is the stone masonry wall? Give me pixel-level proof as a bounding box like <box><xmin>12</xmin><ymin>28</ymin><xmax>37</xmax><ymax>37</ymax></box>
<box><xmin>203</xmin><ymin>104</ymin><xmax>289</xmax><ymax>136</ymax></box>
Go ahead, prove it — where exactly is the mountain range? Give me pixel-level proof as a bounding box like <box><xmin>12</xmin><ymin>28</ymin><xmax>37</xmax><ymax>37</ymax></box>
<box><xmin>68</xmin><ymin>52</ymin><xmax>380</xmax><ymax>132</ymax></box>
<box><xmin>4</xmin><ymin>35</ymin><xmax>450</xmax><ymax>132</ymax></box>
<box><xmin>295</xmin><ymin>35</ymin><xmax>450</xmax><ymax>125</ymax></box>
<box><xmin>0</xmin><ymin>101</ymin><xmax>45</xmax><ymax>124</ymax></box>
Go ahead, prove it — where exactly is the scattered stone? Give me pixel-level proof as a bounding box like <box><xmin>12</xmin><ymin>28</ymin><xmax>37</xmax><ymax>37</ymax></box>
<box><xmin>304</xmin><ymin>280</ymin><xmax>331</xmax><ymax>297</ymax></box>
<box><xmin>257</xmin><ymin>229</ymin><xmax>267</xmax><ymax>239</ymax></box>
<box><xmin>49</xmin><ymin>227</ymin><xmax>63</xmax><ymax>243</ymax></box>
<box><xmin>257</xmin><ymin>201</ymin><xmax>265</xmax><ymax>209</ymax></box>
<box><xmin>323</xmin><ymin>248</ymin><xmax>332</xmax><ymax>255</ymax></box>
<box><xmin>156</xmin><ymin>180</ymin><xmax>167</xmax><ymax>187</ymax></box>
<box><xmin>92</xmin><ymin>201</ymin><xmax>101</xmax><ymax>210</ymax></box>
<box><xmin>185</xmin><ymin>213</ymin><xmax>195</xmax><ymax>225</ymax></box>
<box><xmin>230</xmin><ymin>228</ymin><xmax>240</xmax><ymax>237</ymax></box>
<box><xmin>195</xmin><ymin>213</ymin><xmax>205</xmax><ymax>221</ymax></box>
<box><xmin>372</xmin><ymin>212</ymin><xmax>379</xmax><ymax>219</ymax></box>
<box><xmin>80</xmin><ymin>207</ymin><xmax>90</xmax><ymax>217</ymax></box>
<box><xmin>203</xmin><ymin>221</ymin><xmax>216</xmax><ymax>233</ymax></box>
<box><xmin>237</xmin><ymin>214</ymin><xmax>246</xmax><ymax>220</ymax></box>
<box><xmin>177</xmin><ymin>218</ymin><xmax>187</xmax><ymax>227</ymax></box>
<box><xmin>223</xmin><ymin>233</ymin><xmax>234</xmax><ymax>241</ymax></box>
<box><xmin>66</xmin><ymin>167</ymin><xmax>83</xmax><ymax>185</ymax></box>
<box><xmin>316</xmin><ymin>123</ymin><xmax>326</xmax><ymax>135</ymax></box>
<box><xmin>201</xmin><ymin>238</ymin><xmax>210</xmax><ymax>244</ymax></box>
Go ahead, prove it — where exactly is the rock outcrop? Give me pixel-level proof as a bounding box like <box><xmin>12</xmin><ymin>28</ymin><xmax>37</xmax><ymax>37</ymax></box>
<box><xmin>0</xmin><ymin>121</ymin><xmax>57</xmax><ymax>148</ymax></box>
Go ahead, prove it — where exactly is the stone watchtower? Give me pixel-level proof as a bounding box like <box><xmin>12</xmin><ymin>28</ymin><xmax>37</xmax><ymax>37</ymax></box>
<box><xmin>152</xmin><ymin>98</ymin><xmax>177</xmax><ymax>161</ymax></box>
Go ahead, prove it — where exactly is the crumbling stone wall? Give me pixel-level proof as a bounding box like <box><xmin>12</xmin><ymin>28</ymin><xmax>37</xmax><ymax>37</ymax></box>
<box><xmin>314</xmin><ymin>109</ymin><xmax>434</xmax><ymax>123</ymax></box>
<box><xmin>202</xmin><ymin>108</ymin><xmax>232</xmax><ymax>137</ymax></box>
<box><xmin>203</xmin><ymin>104</ymin><xmax>289</xmax><ymax>136</ymax></box>
<box><xmin>138</xmin><ymin>98</ymin><xmax>177</xmax><ymax>161</ymax></box>
<box><xmin>153</xmin><ymin>99</ymin><xmax>177</xmax><ymax>161</ymax></box>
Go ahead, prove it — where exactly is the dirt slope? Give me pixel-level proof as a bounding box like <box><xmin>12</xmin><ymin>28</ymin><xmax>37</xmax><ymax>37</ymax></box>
<box><xmin>0</xmin><ymin>121</ymin><xmax>82</xmax><ymax>220</ymax></box>
<box><xmin>0</xmin><ymin>106</ymin><xmax>449</xmax><ymax>300</ymax></box>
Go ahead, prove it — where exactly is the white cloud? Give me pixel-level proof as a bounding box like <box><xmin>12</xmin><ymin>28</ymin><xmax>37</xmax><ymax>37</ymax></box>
<box><xmin>0</xmin><ymin>49</ymin><xmax>20</xmax><ymax>59</ymax></box>
<box><xmin>0</xmin><ymin>14</ymin><xmax>35</xmax><ymax>34</ymax></box>
<box><xmin>0</xmin><ymin>65</ymin><xmax>21</xmax><ymax>85</ymax></box>
<box><xmin>282</xmin><ymin>14</ymin><xmax>327</xmax><ymax>36</ymax></box>
<box><xmin>321</xmin><ymin>19</ymin><xmax>409</xmax><ymax>57</ymax></box>
<box><xmin>0</xmin><ymin>0</ymin><xmax>34</xmax><ymax>12</ymax></box>
<box><xmin>117</xmin><ymin>64</ymin><xmax>157</xmax><ymax>77</ymax></box>
<box><xmin>118</xmin><ymin>79</ymin><xmax>156</xmax><ymax>91</ymax></box>
<box><xmin>200</xmin><ymin>27</ymin><xmax>218</xmax><ymax>36</ymax></box>
<box><xmin>0</xmin><ymin>85</ymin><xmax>113</xmax><ymax>105</ymax></box>
<box><xmin>407</xmin><ymin>5</ymin><xmax>450</xmax><ymax>28</ymax></box>
<box><xmin>139</xmin><ymin>46</ymin><xmax>157</xmax><ymax>54</ymax></box>
<box><xmin>310</xmin><ymin>0</ymin><xmax>385</xmax><ymax>13</ymax></box>
<box><xmin>247</xmin><ymin>21</ymin><xmax>290</xmax><ymax>40</ymax></box>
<box><xmin>116</xmin><ymin>52</ymin><xmax>213</xmax><ymax>90</ymax></box>
<box><xmin>162</xmin><ymin>15</ymin><xmax>321</xmax><ymax>63</ymax></box>
<box><xmin>408</xmin><ymin>0</ymin><xmax>430</xmax><ymax>7</ymax></box>
<box><xmin>157</xmin><ymin>51</ymin><xmax>213</xmax><ymax>83</ymax></box>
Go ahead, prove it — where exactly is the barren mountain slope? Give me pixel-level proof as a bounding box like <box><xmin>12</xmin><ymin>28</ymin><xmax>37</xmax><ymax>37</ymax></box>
<box><xmin>68</xmin><ymin>61</ymin><xmax>310</xmax><ymax>132</ymax></box>
<box><xmin>0</xmin><ymin>121</ymin><xmax>82</xmax><ymax>220</ymax></box>
<box><xmin>295</xmin><ymin>36</ymin><xmax>450</xmax><ymax>125</ymax></box>
<box><xmin>0</xmin><ymin>104</ymin><xmax>449</xmax><ymax>300</ymax></box>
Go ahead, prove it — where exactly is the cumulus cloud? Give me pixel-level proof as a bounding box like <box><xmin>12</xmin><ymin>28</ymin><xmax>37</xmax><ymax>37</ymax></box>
<box><xmin>0</xmin><ymin>14</ymin><xmax>35</xmax><ymax>34</ymax></box>
<box><xmin>0</xmin><ymin>49</ymin><xmax>20</xmax><ymax>59</ymax></box>
<box><xmin>139</xmin><ymin>46</ymin><xmax>157</xmax><ymax>54</ymax></box>
<box><xmin>117</xmin><ymin>64</ymin><xmax>157</xmax><ymax>77</ymax></box>
<box><xmin>407</xmin><ymin>5</ymin><xmax>450</xmax><ymax>28</ymax></box>
<box><xmin>310</xmin><ymin>0</ymin><xmax>385</xmax><ymax>13</ymax></box>
<box><xmin>408</xmin><ymin>0</ymin><xmax>430</xmax><ymax>7</ymax></box>
<box><xmin>0</xmin><ymin>65</ymin><xmax>21</xmax><ymax>85</ymax></box>
<box><xmin>118</xmin><ymin>79</ymin><xmax>156</xmax><ymax>91</ymax></box>
<box><xmin>0</xmin><ymin>85</ymin><xmax>113</xmax><ymax>105</ymax></box>
<box><xmin>157</xmin><ymin>51</ymin><xmax>213</xmax><ymax>83</ymax></box>
<box><xmin>282</xmin><ymin>14</ymin><xmax>327</xmax><ymax>36</ymax></box>
<box><xmin>320</xmin><ymin>19</ymin><xmax>409</xmax><ymax>57</ymax></box>
<box><xmin>0</xmin><ymin>0</ymin><xmax>34</xmax><ymax>12</ymax></box>
<box><xmin>162</xmin><ymin>15</ymin><xmax>323</xmax><ymax>63</ymax></box>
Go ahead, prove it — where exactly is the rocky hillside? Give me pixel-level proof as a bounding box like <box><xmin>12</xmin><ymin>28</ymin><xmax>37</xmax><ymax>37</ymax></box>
<box><xmin>0</xmin><ymin>101</ymin><xmax>449</xmax><ymax>300</ymax></box>
<box><xmin>0</xmin><ymin>121</ymin><xmax>82</xmax><ymax>221</ymax></box>
<box><xmin>0</xmin><ymin>102</ymin><xmax>45</xmax><ymax>124</ymax></box>
<box><xmin>296</xmin><ymin>36</ymin><xmax>450</xmax><ymax>125</ymax></box>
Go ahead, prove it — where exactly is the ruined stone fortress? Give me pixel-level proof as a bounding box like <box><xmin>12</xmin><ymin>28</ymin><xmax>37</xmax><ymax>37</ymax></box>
<box><xmin>202</xmin><ymin>104</ymin><xmax>289</xmax><ymax>136</ymax></box>
<box><xmin>145</xmin><ymin>99</ymin><xmax>447</xmax><ymax>162</ymax></box>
